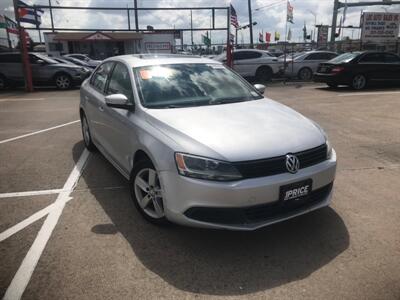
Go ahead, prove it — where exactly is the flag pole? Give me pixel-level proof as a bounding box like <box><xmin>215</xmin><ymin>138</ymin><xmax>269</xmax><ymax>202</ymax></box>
<box><xmin>13</xmin><ymin>0</ymin><xmax>33</xmax><ymax>92</ymax></box>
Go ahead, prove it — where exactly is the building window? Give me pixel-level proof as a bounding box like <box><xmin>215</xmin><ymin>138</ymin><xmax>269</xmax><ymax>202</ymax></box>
<box><xmin>49</xmin><ymin>42</ymin><xmax>63</xmax><ymax>51</ymax></box>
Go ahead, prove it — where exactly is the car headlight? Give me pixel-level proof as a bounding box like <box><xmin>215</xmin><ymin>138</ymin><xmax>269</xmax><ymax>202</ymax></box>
<box><xmin>175</xmin><ymin>153</ymin><xmax>242</xmax><ymax>181</ymax></box>
<box><xmin>312</xmin><ymin>121</ymin><xmax>332</xmax><ymax>159</ymax></box>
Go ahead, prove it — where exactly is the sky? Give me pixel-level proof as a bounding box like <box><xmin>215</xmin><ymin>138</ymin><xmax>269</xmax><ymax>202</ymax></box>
<box><xmin>1</xmin><ymin>0</ymin><xmax>400</xmax><ymax>47</ymax></box>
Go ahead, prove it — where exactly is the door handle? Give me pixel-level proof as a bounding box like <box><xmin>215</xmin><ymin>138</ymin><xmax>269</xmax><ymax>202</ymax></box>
<box><xmin>98</xmin><ymin>106</ymin><xmax>104</xmax><ymax>112</ymax></box>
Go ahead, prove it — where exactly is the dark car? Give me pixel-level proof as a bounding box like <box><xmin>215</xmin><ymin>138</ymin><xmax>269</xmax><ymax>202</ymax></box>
<box><xmin>314</xmin><ymin>51</ymin><xmax>400</xmax><ymax>90</ymax></box>
<box><xmin>0</xmin><ymin>52</ymin><xmax>91</xmax><ymax>90</ymax></box>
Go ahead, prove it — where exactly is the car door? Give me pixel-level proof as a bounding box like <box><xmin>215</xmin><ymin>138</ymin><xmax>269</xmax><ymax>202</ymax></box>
<box><xmin>101</xmin><ymin>62</ymin><xmax>138</xmax><ymax>171</ymax></box>
<box><xmin>83</xmin><ymin>61</ymin><xmax>115</xmax><ymax>148</ymax></box>
<box><xmin>357</xmin><ymin>53</ymin><xmax>386</xmax><ymax>80</ymax></box>
<box><xmin>382</xmin><ymin>53</ymin><xmax>400</xmax><ymax>81</ymax></box>
<box><xmin>233</xmin><ymin>51</ymin><xmax>262</xmax><ymax>77</ymax></box>
<box><xmin>302</xmin><ymin>53</ymin><xmax>327</xmax><ymax>73</ymax></box>
<box><xmin>1</xmin><ymin>54</ymin><xmax>23</xmax><ymax>82</ymax></box>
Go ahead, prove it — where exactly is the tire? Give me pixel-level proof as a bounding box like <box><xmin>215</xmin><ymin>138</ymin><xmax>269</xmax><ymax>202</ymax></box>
<box><xmin>130</xmin><ymin>159</ymin><xmax>168</xmax><ymax>225</ymax></box>
<box><xmin>0</xmin><ymin>74</ymin><xmax>7</xmax><ymax>90</ymax></box>
<box><xmin>54</xmin><ymin>73</ymin><xmax>72</xmax><ymax>90</ymax></box>
<box><xmin>298</xmin><ymin>67</ymin><xmax>313</xmax><ymax>81</ymax></box>
<box><xmin>80</xmin><ymin>112</ymin><xmax>97</xmax><ymax>152</ymax></box>
<box><xmin>256</xmin><ymin>67</ymin><xmax>272</xmax><ymax>82</ymax></box>
<box><xmin>351</xmin><ymin>74</ymin><xmax>367</xmax><ymax>90</ymax></box>
<box><xmin>327</xmin><ymin>83</ymin><xmax>338</xmax><ymax>88</ymax></box>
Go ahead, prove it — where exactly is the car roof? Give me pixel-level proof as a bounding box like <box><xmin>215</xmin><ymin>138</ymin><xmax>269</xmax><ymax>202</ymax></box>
<box><xmin>104</xmin><ymin>54</ymin><xmax>222</xmax><ymax>67</ymax></box>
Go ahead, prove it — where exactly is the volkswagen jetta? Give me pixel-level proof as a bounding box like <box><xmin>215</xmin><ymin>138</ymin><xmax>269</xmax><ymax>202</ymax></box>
<box><xmin>80</xmin><ymin>54</ymin><xmax>337</xmax><ymax>230</ymax></box>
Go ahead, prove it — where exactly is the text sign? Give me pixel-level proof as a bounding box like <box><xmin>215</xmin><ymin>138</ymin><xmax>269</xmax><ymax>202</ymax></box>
<box><xmin>361</xmin><ymin>12</ymin><xmax>400</xmax><ymax>42</ymax></box>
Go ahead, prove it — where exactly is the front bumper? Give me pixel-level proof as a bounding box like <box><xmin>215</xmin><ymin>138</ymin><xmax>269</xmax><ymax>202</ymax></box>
<box><xmin>159</xmin><ymin>149</ymin><xmax>337</xmax><ymax>230</ymax></box>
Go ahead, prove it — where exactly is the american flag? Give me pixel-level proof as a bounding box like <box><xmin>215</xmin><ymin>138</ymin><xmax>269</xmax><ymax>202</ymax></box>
<box><xmin>230</xmin><ymin>4</ymin><xmax>239</xmax><ymax>28</ymax></box>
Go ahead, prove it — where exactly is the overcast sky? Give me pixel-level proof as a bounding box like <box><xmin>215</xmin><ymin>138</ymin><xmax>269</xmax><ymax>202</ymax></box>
<box><xmin>1</xmin><ymin>0</ymin><xmax>400</xmax><ymax>46</ymax></box>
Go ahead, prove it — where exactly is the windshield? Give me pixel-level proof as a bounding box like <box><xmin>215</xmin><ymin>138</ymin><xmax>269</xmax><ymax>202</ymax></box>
<box><xmin>35</xmin><ymin>53</ymin><xmax>58</xmax><ymax>64</ymax></box>
<box><xmin>329</xmin><ymin>52</ymin><xmax>360</xmax><ymax>63</ymax></box>
<box><xmin>134</xmin><ymin>63</ymin><xmax>263</xmax><ymax>108</ymax></box>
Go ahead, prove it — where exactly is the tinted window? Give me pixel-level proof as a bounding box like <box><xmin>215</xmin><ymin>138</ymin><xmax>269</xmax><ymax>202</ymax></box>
<box><xmin>360</xmin><ymin>53</ymin><xmax>384</xmax><ymax>63</ymax></box>
<box><xmin>329</xmin><ymin>52</ymin><xmax>361</xmax><ymax>63</ymax></box>
<box><xmin>305</xmin><ymin>53</ymin><xmax>332</xmax><ymax>60</ymax></box>
<box><xmin>233</xmin><ymin>51</ymin><xmax>262</xmax><ymax>60</ymax></box>
<box><xmin>90</xmin><ymin>62</ymin><xmax>114</xmax><ymax>92</ymax></box>
<box><xmin>383</xmin><ymin>53</ymin><xmax>400</xmax><ymax>63</ymax></box>
<box><xmin>107</xmin><ymin>63</ymin><xmax>133</xmax><ymax>102</ymax></box>
<box><xmin>0</xmin><ymin>54</ymin><xmax>21</xmax><ymax>63</ymax></box>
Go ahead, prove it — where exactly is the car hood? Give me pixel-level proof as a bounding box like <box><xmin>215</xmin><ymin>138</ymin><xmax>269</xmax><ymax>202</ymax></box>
<box><xmin>145</xmin><ymin>98</ymin><xmax>326</xmax><ymax>162</ymax></box>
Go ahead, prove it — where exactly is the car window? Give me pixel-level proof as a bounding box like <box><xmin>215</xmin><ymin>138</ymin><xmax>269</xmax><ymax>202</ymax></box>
<box><xmin>0</xmin><ymin>54</ymin><xmax>21</xmax><ymax>63</ymax></box>
<box><xmin>359</xmin><ymin>53</ymin><xmax>384</xmax><ymax>63</ymax></box>
<box><xmin>90</xmin><ymin>62</ymin><xmax>114</xmax><ymax>93</ymax></box>
<box><xmin>305</xmin><ymin>53</ymin><xmax>324</xmax><ymax>60</ymax></box>
<box><xmin>134</xmin><ymin>63</ymin><xmax>263</xmax><ymax>108</ymax></box>
<box><xmin>233</xmin><ymin>51</ymin><xmax>262</xmax><ymax>60</ymax></box>
<box><xmin>329</xmin><ymin>52</ymin><xmax>361</xmax><ymax>63</ymax></box>
<box><xmin>383</xmin><ymin>53</ymin><xmax>400</xmax><ymax>63</ymax></box>
<box><xmin>106</xmin><ymin>62</ymin><xmax>134</xmax><ymax>102</ymax></box>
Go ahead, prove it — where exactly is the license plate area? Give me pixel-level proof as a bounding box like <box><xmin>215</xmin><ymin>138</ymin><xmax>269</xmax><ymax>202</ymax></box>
<box><xmin>279</xmin><ymin>179</ymin><xmax>313</xmax><ymax>202</ymax></box>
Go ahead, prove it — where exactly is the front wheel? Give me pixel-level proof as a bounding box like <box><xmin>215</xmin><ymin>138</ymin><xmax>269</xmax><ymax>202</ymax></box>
<box><xmin>55</xmin><ymin>74</ymin><xmax>72</xmax><ymax>90</ymax></box>
<box><xmin>351</xmin><ymin>74</ymin><xmax>367</xmax><ymax>90</ymax></box>
<box><xmin>130</xmin><ymin>160</ymin><xmax>168</xmax><ymax>225</ymax></box>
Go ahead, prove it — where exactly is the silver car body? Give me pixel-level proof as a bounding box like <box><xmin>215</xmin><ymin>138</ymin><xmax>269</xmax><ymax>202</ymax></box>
<box><xmin>284</xmin><ymin>51</ymin><xmax>338</xmax><ymax>78</ymax></box>
<box><xmin>80</xmin><ymin>55</ymin><xmax>337</xmax><ymax>230</ymax></box>
<box><xmin>214</xmin><ymin>49</ymin><xmax>282</xmax><ymax>77</ymax></box>
<box><xmin>64</xmin><ymin>54</ymin><xmax>102</xmax><ymax>68</ymax></box>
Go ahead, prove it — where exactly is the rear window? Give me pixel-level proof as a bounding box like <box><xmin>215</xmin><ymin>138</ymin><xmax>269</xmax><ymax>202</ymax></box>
<box><xmin>328</xmin><ymin>52</ymin><xmax>361</xmax><ymax>63</ymax></box>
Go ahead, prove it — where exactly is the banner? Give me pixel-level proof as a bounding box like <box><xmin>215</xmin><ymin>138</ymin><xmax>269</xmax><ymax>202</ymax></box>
<box><xmin>361</xmin><ymin>12</ymin><xmax>400</xmax><ymax>43</ymax></box>
<box><xmin>317</xmin><ymin>25</ymin><xmax>329</xmax><ymax>48</ymax></box>
<box><xmin>287</xmin><ymin>1</ymin><xmax>294</xmax><ymax>24</ymax></box>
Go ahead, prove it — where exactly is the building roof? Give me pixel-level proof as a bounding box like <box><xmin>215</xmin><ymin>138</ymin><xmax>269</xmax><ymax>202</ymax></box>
<box><xmin>49</xmin><ymin>31</ymin><xmax>143</xmax><ymax>41</ymax></box>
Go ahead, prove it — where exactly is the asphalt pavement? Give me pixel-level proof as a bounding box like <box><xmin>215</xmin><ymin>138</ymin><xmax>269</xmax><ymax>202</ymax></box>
<box><xmin>0</xmin><ymin>84</ymin><xmax>399</xmax><ymax>299</ymax></box>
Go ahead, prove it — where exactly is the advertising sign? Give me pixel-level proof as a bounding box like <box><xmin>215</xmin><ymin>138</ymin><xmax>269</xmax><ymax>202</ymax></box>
<box><xmin>144</xmin><ymin>42</ymin><xmax>171</xmax><ymax>51</ymax></box>
<box><xmin>361</xmin><ymin>12</ymin><xmax>400</xmax><ymax>42</ymax></box>
<box><xmin>317</xmin><ymin>25</ymin><xmax>329</xmax><ymax>48</ymax></box>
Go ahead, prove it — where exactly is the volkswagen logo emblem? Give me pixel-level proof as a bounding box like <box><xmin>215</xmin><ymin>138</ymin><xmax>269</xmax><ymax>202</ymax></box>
<box><xmin>285</xmin><ymin>154</ymin><xmax>300</xmax><ymax>174</ymax></box>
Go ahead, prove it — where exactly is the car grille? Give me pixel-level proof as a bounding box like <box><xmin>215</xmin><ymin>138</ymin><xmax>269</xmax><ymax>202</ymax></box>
<box><xmin>233</xmin><ymin>144</ymin><xmax>328</xmax><ymax>179</ymax></box>
<box><xmin>184</xmin><ymin>182</ymin><xmax>333</xmax><ymax>226</ymax></box>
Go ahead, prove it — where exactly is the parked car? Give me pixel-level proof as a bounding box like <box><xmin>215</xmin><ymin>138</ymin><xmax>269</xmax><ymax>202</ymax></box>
<box><xmin>0</xmin><ymin>52</ymin><xmax>91</xmax><ymax>90</ymax></box>
<box><xmin>314</xmin><ymin>51</ymin><xmax>400</xmax><ymax>89</ymax></box>
<box><xmin>51</xmin><ymin>56</ymin><xmax>92</xmax><ymax>74</ymax></box>
<box><xmin>214</xmin><ymin>49</ymin><xmax>282</xmax><ymax>81</ymax></box>
<box><xmin>79</xmin><ymin>54</ymin><xmax>336</xmax><ymax>230</ymax></box>
<box><xmin>64</xmin><ymin>53</ymin><xmax>101</xmax><ymax>68</ymax></box>
<box><xmin>283</xmin><ymin>51</ymin><xmax>338</xmax><ymax>80</ymax></box>
<box><xmin>62</xmin><ymin>56</ymin><xmax>95</xmax><ymax>70</ymax></box>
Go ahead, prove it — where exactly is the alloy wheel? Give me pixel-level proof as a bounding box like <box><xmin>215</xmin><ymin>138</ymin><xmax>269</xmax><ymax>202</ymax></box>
<box><xmin>299</xmin><ymin>68</ymin><xmax>312</xmax><ymax>81</ymax></box>
<box><xmin>134</xmin><ymin>168</ymin><xmax>165</xmax><ymax>219</ymax></box>
<box><xmin>352</xmin><ymin>75</ymin><xmax>366</xmax><ymax>90</ymax></box>
<box><xmin>55</xmin><ymin>75</ymin><xmax>71</xmax><ymax>89</ymax></box>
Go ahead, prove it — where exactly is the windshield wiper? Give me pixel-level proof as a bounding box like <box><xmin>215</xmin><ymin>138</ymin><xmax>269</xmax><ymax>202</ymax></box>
<box><xmin>209</xmin><ymin>97</ymin><xmax>248</xmax><ymax>105</ymax></box>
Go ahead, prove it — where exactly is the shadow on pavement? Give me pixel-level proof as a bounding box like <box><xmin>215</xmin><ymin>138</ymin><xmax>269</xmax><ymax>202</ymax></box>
<box><xmin>316</xmin><ymin>81</ymin><xmax>400</xmax><ymax>93</ymax></box>
<box><xmin>72</xmin><ymin>142</ymin><xmax>350</xmax><ymax>296</ymax></box>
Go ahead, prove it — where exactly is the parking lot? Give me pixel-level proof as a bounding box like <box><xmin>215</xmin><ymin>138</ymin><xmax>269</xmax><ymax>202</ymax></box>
<box><xmin>1</xmin><ymin>83</ymin><xmax>399</xmax><ymax>299</ymax></box>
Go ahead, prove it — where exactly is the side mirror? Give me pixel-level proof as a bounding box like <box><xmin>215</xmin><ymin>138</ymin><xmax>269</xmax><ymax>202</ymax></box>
<box><xmin>105</xmin><ymin>94</ymin><xmax>134</xmax><ymax>110</ymax></box>
<box><xmin>254</xmin><ymin>84</ymin><xmax>266</xmax><ymax>94</ymax></box>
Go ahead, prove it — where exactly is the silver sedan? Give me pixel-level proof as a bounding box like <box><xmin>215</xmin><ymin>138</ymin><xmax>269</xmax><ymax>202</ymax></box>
<box><xmin>79</xmin><ymin>54</ymin><xmax>336</xmax><ymax>230</ymax></box>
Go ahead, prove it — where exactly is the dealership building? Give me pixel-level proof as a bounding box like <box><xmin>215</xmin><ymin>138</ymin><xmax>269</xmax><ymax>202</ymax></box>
<box><xmin>44</xmin><ymin>31</ymin><xmax>178</xmax><ymax>58</ymax></box>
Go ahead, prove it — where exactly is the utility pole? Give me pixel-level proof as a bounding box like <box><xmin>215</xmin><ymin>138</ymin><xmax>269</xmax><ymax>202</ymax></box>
<box><xmin>134</xmin><ymin>0</ymin><xmax>139</xmax><ymax>32</ymax></box>
<box><xmin>48</xmin><ymin>0</ymin><xmax>54</xmax><ymax>32</ymax></box>
<box><xmin>190</xmin><ymin>10</ymin><xmax>194</xmax><ymax>47</ymax></box>
<box><xmin>330</xmin><ymin>0</ymin><xmax>339</xmax><ymax>49</ymax></box>
<box><xmin>13</xmin><ymin>0</ymin><xmax>33</xmax><ymax>92</ymax></box>
<box><xmin>247</xmin><ymin>0</ymin><xmax>254</xmax><ymax>48</ymax></box>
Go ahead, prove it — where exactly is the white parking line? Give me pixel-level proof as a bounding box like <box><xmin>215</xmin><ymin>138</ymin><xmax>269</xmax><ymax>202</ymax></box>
<box><xmin>0</xmin><ymin>98</ymin><xmax>46</xmax><ymax>102</ymax></box>
<box><xmin>0</xmin><ymin>120</ymin><xmax>80</xmax><ymax>145</ymax></box>
<box><xmin>338</xmin><ymin>91</ymin><xmax>400</xmax><ymax>97</ymax></box>
<box><xmin>3</xmin><ymin>149</ymin><xmax>90</xmax><ymax>300</ymax></box>
<box><xmin>0</xmin><ymin>189</ymin><xmax>64</xmax><ymax>199</ymax></box>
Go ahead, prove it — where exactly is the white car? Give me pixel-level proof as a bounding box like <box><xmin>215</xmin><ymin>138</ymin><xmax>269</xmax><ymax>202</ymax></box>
<box><xmin>64</xmin><ymin>54</ymin><xmax>102</xmax><ymax>68</ymax></box>
<box><xmin>284</xmin><ymin>51</ymin><xmax>338</xmax><ymax>80</ymax></box>
<box><xmin>214</xmin><ymin>49</ymin><xmax>282</xmax><ymax>81</ymax></box>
